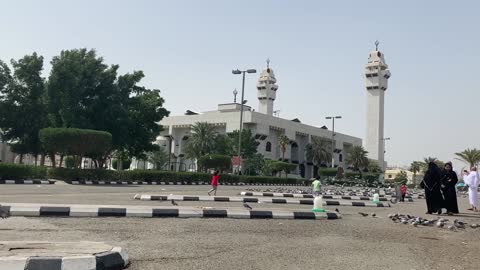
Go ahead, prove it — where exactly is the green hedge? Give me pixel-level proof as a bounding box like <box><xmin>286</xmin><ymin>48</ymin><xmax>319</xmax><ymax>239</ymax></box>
<box><xmin>48</xmin><ymin>168</ymin><xmax>302</xmax><ymax>185</ymax></box>
<box><xmin>0</xmin><ymin>163</ymin><xmax>47</xmax><ymax>180</ymax></box>
<box><xmin>319</xmin><ymin>168</ymin><xmax>337</xmax><ymax>177</ymax></box>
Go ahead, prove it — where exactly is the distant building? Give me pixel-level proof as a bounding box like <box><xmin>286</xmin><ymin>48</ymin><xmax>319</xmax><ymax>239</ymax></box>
<box><xmin>157</xmin><ymin>61</ymin><xmax>362</xmax><ymax>178</ymax></box>
<box><xmin>385</xmin><ymin>168</ymin><xmax>423</xmax><ymax>185</ymax></box>
<box><xmin>0</xmin><ymin>142</ymin><xmax>14</xmax><ymax>163</ymax></box>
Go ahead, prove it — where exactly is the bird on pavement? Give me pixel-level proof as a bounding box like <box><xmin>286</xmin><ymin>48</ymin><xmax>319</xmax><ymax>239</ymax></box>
<box><xmin>335</xmin><ymin>208</ymin><xmax>340</xmax><ymax>213</ymax></box>
<box><xmin>0</xmin><ymin>205</ymin><xmax>9</xmax><ymax>219</ymax></box>
<box><xmin>243</xmin><ymin>203</ymin><xmax>253</xmax><ymax>210</ymax></box>
<box><xmin>171</xmin><ymin>199</ymin><xmax>178</xmax><ymax>206</ymax></box>
<box><xmin>358</xmin><ymin>212</ymin><xmax>369</xmax><ymax>217</ymax></box>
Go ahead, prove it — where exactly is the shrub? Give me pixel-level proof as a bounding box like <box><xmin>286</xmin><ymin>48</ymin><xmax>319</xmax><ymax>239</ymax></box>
<box><xmin>319</xmin><ymin>168</ymin><xmax>337</xmax><ymax>177</ymax></box>
<box><xmin>345</xmin><ymin>171</ymin><xmax>362</xmax><ymax>179</ymax></box>
<box><xmin>39</xmin><ymin>128</ymin><xmax>112</xmax><ymax>168</ymax></box>
<box><xmin>0</xmin><ymin>163</ymin><xmax>47</xmax><ymax>180</ymax></box>
<box><xmin>48</xmin><ymin>168</ymin><xmax>302</xmax><ymax>185</ymax></box>
<box><xmin>112</xmin><ymin>159</ymin><xmax>131</xmax><ymax>171</ymax></box>
<box><xmin>64</xmin><ymin>156</ymin><xmax>75</xmax><ymax>169</ymax></box>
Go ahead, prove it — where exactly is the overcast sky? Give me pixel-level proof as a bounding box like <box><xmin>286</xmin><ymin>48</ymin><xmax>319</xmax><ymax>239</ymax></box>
<box><xmin>1</xmin><ymin>0</ymin><xmax>479</xmax><ymax>170</ymax></box>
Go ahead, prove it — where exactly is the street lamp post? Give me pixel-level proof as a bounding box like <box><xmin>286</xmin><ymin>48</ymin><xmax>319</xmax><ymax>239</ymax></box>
<box><xmin>232</xmin><ymin>68</ymin><xmax>256</xmax><ymax>174</ymax></box>
<box><xmin>381</xmin><ymin>137</ymin><xmax>391</xmax><ymax>172</ymax></box>
<box><xmin>325</xmin><ymin>116</ymin><xmax>342</xmax><ymax>168</ymax></box>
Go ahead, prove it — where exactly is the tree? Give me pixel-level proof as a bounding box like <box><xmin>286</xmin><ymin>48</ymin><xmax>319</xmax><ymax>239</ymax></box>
<box><xmin>270</xmin><ymin>160</ymin><xmax>297</xmax><ymax>177</ymax></box>
<box><xmin>47</xmin><ymin>48</ymin><xmax>169</xmax><ymax>160</ymax></box>
<box><xmin>147</xmin><ymin>148</ymin><xmax>169</xmax><ymax>170</ymax></box>
<box><xmin>229</xmin><ymin>129</ymin><xmax>258</xmax><ymax>158</ymax></box>
<box><xmin>306</xmin><ymin>137</ymin><xmax>332</xmax><ymax>167</ymax></box>
<box><xmin>243</xmin><ymin>153</ymin><xmax>265</xmax><ymax>175</ymax></box>
<box><xmin>410</xmin><ymin>161</ymin><xmax>422</xmax><ymax>186</ymax></box>
<box><xmin>212</xmin><ymin>134</ymin><xmax>234</xmax><ymax>156</ymax></box>
<box><xmin>422</xmin><ymin>157</ymin><xmax>444</xmax><ymax>172</ymax></box>
<box><xmin>184</xmin><ymin>122</ymin><xmax>217</xmax><ymax>160</ymax></box>
<box><xmin>367</xmin><ymin>160</ymin><xmax>382</xmax><ymax>173</ymax></box>
<box><xmin>346</xmin><ymin>145</ymin><xmax>369</xmax><ymax>172</ymax></box>
<box><xmin>0</xmin><ymin>53</ymin><xmax>47</xmax><ymax>163</ymax></box>
<box><xmin>278</xmin><ymin>135</ymin><xmax>289</xmax><ymax>160</ymax></box>
<box><xmin>394</xmin><ymin>171</ymin><xmax>408</xmax><ymax>184</ymax></box>
<box><xmin>455</xmin><ymin>148</ymin><xmax>480</xmax><ymax>168</ymax></box>
<box><xmin>39</xmin><ymin>128</ymin><xmax>112</xmax><ymax>168</ymax></box>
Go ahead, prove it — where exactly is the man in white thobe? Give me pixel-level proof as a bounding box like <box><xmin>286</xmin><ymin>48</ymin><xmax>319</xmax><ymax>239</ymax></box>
<box><xmin>464</xmin><ymin>167</ymin><xmax>479</xmax><ymax>211</ymax></box>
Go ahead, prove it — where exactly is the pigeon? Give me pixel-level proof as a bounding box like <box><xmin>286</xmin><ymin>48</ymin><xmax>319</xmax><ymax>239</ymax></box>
<box><xmin>470</xmin><ymin>224</ymin><xmax>478</xmax><ymax>229</ymax></box>
<box><xmin>454</xmin><ymin>219</ymin><xmax>466</xmax><ymax>229</ymax></box>
<box><xmin>0</xmin><ymin>205</ymin><xmax>9</xmax><ymax>219</ymax></box>
<box><xmin>371</xmin><ymin>213</ymin><xmax>376</xmax><ymax>217</ymax></box>
<box><xmin>243</xmin><ymin>203</ymin><xmax>253</xmax><ymax>210</ymax></box>
<box><xmin>447</xmin><ymin>225</ymin><xmax>456</xmax><ymax>231</ymax></box>
<box><xmin>335</xmin><ymin>208</ymin><xmax>340</xmax><ymax>213</ymax></box>
<box><xmin>436</xmin><ymin>221</ymin><xmax>444</xmax><ymax>228</ymax></box>
<box><xmin>171</xmin><ymin>199</ymin><xmax>178</xmax><ymax>206</ymax></box>
<box><xmin>358</xmin><ymin>212</ymin><xmax>369</xmax><ymax>217</ymax></box>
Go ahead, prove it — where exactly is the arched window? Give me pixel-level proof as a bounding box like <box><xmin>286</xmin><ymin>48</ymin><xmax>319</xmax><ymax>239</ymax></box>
<box><xmin>266</xmin><ymin>142</ymin><xmax>272</xmax><ymax>152</ymax></box>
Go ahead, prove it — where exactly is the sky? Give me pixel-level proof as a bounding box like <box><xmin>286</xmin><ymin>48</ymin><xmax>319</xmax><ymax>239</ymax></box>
<box><xmin>1</xmin><ymin>0</ymin><xmax>479</xmax><ymax>170</ymax></box>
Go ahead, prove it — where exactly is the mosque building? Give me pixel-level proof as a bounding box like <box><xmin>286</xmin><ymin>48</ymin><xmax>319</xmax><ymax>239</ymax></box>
<box><xmin>157</xmin><ymin>57</ymin><xmax>371</xmax><ymax>178</ymax></box>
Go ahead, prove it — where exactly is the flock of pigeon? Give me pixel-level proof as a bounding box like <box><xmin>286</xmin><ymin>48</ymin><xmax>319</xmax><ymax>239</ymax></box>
<box><xmin>387</xmin><ymin>213</ymin><xmax>479</xmax><ymax>231</ymax></box>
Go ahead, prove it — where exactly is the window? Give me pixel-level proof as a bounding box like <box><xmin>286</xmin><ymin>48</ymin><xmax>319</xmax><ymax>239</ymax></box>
<box><xmin>266</xmin><ymin>142</ymin><xmax>272</xmax><ymax>152</ymax></box>
<box><xmin>339</xmin><ymin>154</ymin><xmax>343</xmax><ymax>162</ymax></box>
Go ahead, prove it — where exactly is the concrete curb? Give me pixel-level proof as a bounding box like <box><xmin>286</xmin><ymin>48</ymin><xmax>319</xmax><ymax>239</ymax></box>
<box><xmin>239</xmin><ymin>192</ymin><xmax>413</xmax><ymax>202</ymax></box>
<box><xmin>64</xmin><ymin>180</ymin><xmax>303</xmax><ymax>186</ymax></box>
<box><xmin>0</xmin><ymin>202</ymin><xmax>341</xmax><ymax>220</ymax></box>
<box><xmin>0</xmin><ymin>180</ymin><xmax>54</xmax><ymax>185</ymax></box>
<box><xmin>134</xmin><ymin>194</ymin><xmax>390</xmax><ymax>207</ymax></box>
<box><xmin>0</xmin><ymin>246</ymin><xmax>128</xmax><ymax>270</ymax></box>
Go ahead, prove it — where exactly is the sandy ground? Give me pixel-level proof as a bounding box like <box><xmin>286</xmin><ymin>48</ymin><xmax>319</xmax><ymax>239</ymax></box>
<box><xmin>1</xmin><ymin>184</ymin><xmax>480</xmax><ymax>270</ymax></box>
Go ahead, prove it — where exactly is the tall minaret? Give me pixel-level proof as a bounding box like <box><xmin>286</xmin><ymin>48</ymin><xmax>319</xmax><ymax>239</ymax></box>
<box><xmin>257</xmin><ymin>59</ymin><xmax>278</xmax><ymax>115</ymax></box>
<box><xmin>365</xmin><ymin>41</ymin><xmax>391</xmax><ymax>170</ymax></box>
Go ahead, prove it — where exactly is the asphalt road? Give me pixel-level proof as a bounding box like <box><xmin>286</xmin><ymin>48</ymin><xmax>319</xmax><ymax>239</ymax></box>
<box><xmin>1</xmin><ymin>184</ymin><xmax>480</xmax><ymax>270</ymax></box>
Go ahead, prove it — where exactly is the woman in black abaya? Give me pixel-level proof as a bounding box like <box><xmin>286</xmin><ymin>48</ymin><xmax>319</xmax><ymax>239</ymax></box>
<box><xmin>440</xmin><ymin>162</ymin><xmax>459</xmax><ymax>214</ymax></box>
<box><xmin>421</xmin><ymin>162</ymin><xmax>444</xmax><ymax>214</ymax></box>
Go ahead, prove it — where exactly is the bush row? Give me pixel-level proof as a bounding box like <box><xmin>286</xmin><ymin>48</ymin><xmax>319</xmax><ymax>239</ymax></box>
<box><xmin>0</xmin><ymin>163</ymin><xmax>47</xmax><ymax>180</ymax></box>
<box><xmin>47</xmin><ymin>168</ymin><xmax>303</xmax><ymax>185</ymax></box>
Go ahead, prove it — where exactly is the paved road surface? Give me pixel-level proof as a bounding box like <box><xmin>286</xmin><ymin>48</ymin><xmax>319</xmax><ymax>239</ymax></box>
<box><xmin>1</xmin><ymin>184</ymin><xmax>480</xmax><ymax>269</ymax></box>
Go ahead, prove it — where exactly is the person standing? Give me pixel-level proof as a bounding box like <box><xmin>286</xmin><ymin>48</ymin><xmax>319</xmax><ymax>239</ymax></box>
<box><xmin>464</xmin><ymin>167</ymin><xmax>479</xmax><ymax>211</ymax></box>
<box><xmin>312</xmin><ymin>177</ymin><xmax>322</xmax><ymax>197</ymax></box>
<box><xmin>208</xmin><ymin>171</ymin><xmax>220</xmax><ymax>196</ymax></box>
<box><xmin>440</xmin><ymin>162</ymin><xmax>459</xmax><ymax>215</ymax></box>
<box><xmin>420</xmin><ymin>162</ymin><xmax>444</xmax><ymax>214</ymax></box>
<box><xmin>400</xmin><ymin>183</ymin><xmax>407</xmax><ymax>202</ymax></box>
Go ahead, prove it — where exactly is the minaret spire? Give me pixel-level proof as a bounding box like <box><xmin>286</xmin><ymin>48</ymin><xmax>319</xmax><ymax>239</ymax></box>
<box><xmin>375</xmin><ymin>40</ymin><xmax>379</xmax><ymax>51</ymax></box>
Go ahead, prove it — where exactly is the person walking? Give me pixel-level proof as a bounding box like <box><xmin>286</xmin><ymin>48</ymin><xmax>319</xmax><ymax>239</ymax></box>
<box><xmin>400</xmin><ymin>183</ymin><xmax>407</xmax><ymax>202</ymax></box>
<box><xmin>208</xmin><ymin>171</ymin><xmax>220</xmax><ymax>196</ymax></box>
<box><xmin>464</xmin><ymin>167</ymin><xmax>479</xmax><ymax>211</ymax></box>
<box><xmin>440</xmin><ymin>162</ymin><xmax>459</xmax><ymax>215</ymax></box>
<box><xmin>421</xmin><ymin>162</ymin><xmax>444</xmax><ymax>214</ymax></box>
<box><xmin>312</xmin><ymin>177</ymin><xmax>322</xmax><ymax>197</ymax></box>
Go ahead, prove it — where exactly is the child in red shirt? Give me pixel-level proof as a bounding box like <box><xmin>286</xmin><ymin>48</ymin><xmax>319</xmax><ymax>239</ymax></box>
<box><xmin>208</xmin><ymin>171</ymin><xmax>220</xmax><ymax>196</ymax></box>
<box><xmin>400</xmin><ymin>183</ymin><xmax>407</xmax><ymax>202</ymax></box>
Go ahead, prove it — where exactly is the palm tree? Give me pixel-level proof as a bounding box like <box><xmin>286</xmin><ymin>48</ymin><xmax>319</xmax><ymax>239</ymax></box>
<box><xmin>278</xmin><ymin>135</ymin><xmax>289</xmax><ymax>160</ymax></box>
<box><xmin>306</xmin><ymin>137</ymin><xmax>332</xmax><ymax>166</ymax></box>
<box><xmin>184</xmin><ymin>122</ymin><xmax>217</xmax><ymax>160</ymax></box>
<box><xmin>346</xmin><ymin>145</ymin><xmax>369</xmax><ymax>172</ymax></box>
<box><xmin>422</xmin><ymin>157</ymin><xmax>444</xmax><ymax>172</ymax></box>
<box><xmin>409</xmin><ymin>161</ymin><xmax>421</xmax><ymax>186</ymax></box>
<box><xmin>455</xmin><ymin>148</ymin><xmax>480</xmax><ymax>168</ymax></box>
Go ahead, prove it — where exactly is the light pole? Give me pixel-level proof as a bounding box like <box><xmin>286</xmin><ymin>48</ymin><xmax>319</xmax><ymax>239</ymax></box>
<box><xmin>381</xmin><ymin>137</ymin><xmax>391</xmax><ymax>172</ymax></box>
<box><xmin>232</xmin><ymin>68</ymin><xmax>256</xmax><ymax>174</ymax></box>
<box><xmin>325</xmin><ymin>116</ymin><xmax>342</xmax><ymax>168</ymax></box>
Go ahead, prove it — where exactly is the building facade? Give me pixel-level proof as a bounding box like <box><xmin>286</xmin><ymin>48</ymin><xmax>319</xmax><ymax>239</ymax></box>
<box><xmin>158</xmin><ymin>63</ymin><xmax>362</xmax><ymax>178</ymax></box>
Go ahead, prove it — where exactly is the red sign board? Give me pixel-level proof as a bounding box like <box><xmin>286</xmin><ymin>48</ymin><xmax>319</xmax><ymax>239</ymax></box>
<box><xmin>231</xmin><ymin>156</ymin><xmax>241</xmax><ymax>166</ymax></box>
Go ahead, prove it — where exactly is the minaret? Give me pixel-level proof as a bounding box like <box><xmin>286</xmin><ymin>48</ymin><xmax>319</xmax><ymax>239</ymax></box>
<box><xmin>365</xmin><ymin>41</ymin><xmax>391</xmax><ymax>170</ymax></box>
<box><xmin>257</xmin><ymin>59</ymin><xmax>278</xmax><ymax>115</ymax></box>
